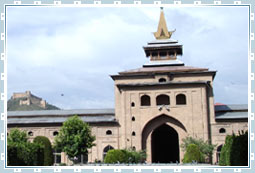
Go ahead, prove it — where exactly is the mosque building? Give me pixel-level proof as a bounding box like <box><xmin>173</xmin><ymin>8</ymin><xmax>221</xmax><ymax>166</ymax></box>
<box><xmin>7</xmin><ymin>9</ymin><xmax>248</xmax><ymax>165</ymax></box>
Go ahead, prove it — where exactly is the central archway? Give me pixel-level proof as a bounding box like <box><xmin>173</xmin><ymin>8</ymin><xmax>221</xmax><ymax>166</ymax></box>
<box><xmin>142</xmin><ymin>114</ymin><xmax>187</xmax><ymax>163</ymax></box>
<box><xmin>151</xmin><ymin>124</ymin><xmax>179</xmax><ymax>163</ymax></box>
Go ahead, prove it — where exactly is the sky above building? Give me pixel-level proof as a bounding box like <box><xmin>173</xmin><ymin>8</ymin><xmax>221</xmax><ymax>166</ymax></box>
<box><xmin>7</xmin><ymin>6</ymin><xmax>249</xmax><ymax>109</ymax></box>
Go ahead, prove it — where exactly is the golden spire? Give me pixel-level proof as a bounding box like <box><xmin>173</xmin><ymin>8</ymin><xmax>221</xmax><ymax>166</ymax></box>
<box><xmin>153</xmin><ymin>7</ymin><xmax>175</xmax><ymax>40</ymax></box>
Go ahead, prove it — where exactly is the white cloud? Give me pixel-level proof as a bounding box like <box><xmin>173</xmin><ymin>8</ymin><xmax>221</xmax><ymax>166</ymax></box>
<box><xmin>7</xmin><ymin>7</ymin><xmax>249</xmax><ymax>108</ymax></box>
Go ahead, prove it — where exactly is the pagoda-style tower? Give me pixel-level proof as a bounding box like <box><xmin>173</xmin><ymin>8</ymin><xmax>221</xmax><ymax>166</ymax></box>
<box><xmin>143</xmin><ymin>8</ymin><xmax>184</xmax><ymax>67</ymax></box>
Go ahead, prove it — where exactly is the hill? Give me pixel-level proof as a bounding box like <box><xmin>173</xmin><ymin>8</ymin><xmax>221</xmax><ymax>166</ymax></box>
<box><xmin>8</xmin><ymin>91</ymin><xmax>60</xmax><ymax>111</ymax></box>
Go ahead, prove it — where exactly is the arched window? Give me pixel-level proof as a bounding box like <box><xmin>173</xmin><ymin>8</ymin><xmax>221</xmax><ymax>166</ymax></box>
<box><xmin>131</xmin><ymin>102</ymin><xmax>135</xmax><ymax>107</ymax></box>
<box><xmin>132</xmin><ymin>116</ymin><xmax>135</xmax><ymax>121</ymax></box>
<box><xmin>132</xmin><ymin>146</ymin><xmax>136</xmax><ymax>151</ymax></box>
<box><xmin>106</xmin><ymin>130</ymin><xmax>112</xmax><ymax>135</ymax></box>
<box><xmin>28</xmin><ymin>131</ymin><xmax>33</xmax><ymax>136</ymax></box>
<box><xmin>159</xmin><ymin>78</ymin><xmax>166</xmax><ymax>83</ymax></box>
<box><xmin>217</xmin><ymin>145</ymin><xmax>223</xmax><ymax>152</ymax></box>
<box><xmin>141</xmin><ymin>95</ymin><xmax>151</xmax><ymax>106</ymax></box>
<box><xmin>219</xmin><ymin>128</ymin><xmax>226</xmax><ymax>133</ymax></box>
<box><xmin>53</xmin><ymin>131</ymin><xmax>59</xmax><ymax>136</ymax></box>
<box><xmin>103</xmin><ymin>145</ymin><xmax>114</xmax><ymax>160</ymax></box>
<box><xmin>132</xmin><ymin>131</ymin><xmax>136</xmax><ymax>136</ymax></box>
<box><xmin>156</xmin><ymin>94</ymin><xmax>170</xmax><ymax>105</ymax></box>
<box><xmin>176</xmin><ymin>94</ymin><xmax>186</xmax><ymax>105</ymax></box>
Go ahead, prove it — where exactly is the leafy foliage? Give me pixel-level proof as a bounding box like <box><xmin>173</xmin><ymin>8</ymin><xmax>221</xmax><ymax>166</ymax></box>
<box><xmin>104</xmin><ymin>148</ymin><xmax>146</xmax><ymax>164</ymax></box>
<box><xmin>34</xmin><ymin>136</ymin><xmax>54</xmax><ymax>166</ymax></box>
<box><xmin>219</xmin><ymin>131</ymin><xmax>248</xmax><ymax>166</ymax></box>
<box><xmin>230</xmin><ymin>131</ymin><xmax>248</xmax><ymax>166</ymax></box>
<box><xmin>7</xmin><ymin>128</ymin><xmax>28</xmax><ymax>143</ymax></box>
<box><xmin>182</xmin><ymin>144</ymin><xmax>201</xmax><ymax>163</ymax></box>
<box><xmin>104</xmin><ymin>149</ymin><xmax>127</xmax><ymax>163</ymax></box>
<box><xmin>54</xmin><ymin>115</ymin><xmax>95</xmax><ymax>162</ymax></box>
<box><xmin>181</xmin><ymin>136</ymin><xmax>216</xmax><ymax>163</ymax></box>
<box><xmin>219</xmin><ymin>135</ymin><xmax>233</xmax><ymax>166</ymax></box>
<box><xmin>7</xmin><ymin>128</ymin><xmax>44</xmax><ymax>166</ymax></box>
<box><xmin>123</xmin><ymin>148</ymin><xmax>146</xmax><ymax>163</ymax></box>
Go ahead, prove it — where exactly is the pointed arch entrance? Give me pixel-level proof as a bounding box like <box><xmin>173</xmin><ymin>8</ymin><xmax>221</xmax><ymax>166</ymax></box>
<box><xmin>142</xmin><ymin>114</ymin><xmax>187</xmax><ymax>163</ymax></box>
<box><xmin>152</xmin><ymin>124</ymin><xmax>179</xmax><ymax>163</ymax></box>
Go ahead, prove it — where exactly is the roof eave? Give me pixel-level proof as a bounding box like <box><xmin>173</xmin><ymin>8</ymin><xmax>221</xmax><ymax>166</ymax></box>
<box><xmin>116</xmin><ymin>81</ymin><xmax>210</xmax><ymax>89</ymax></box>
<box><xmin>111</xmin><ymin>71</ymin><xmax>217</xmax><ymax>80</ymax></box>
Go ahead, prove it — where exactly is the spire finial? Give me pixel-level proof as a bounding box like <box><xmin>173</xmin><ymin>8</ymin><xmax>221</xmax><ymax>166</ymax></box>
<box><xmin>153</xmin><ymin>8</ymin><xmax>175</xmax><ymax>40</ymax></box>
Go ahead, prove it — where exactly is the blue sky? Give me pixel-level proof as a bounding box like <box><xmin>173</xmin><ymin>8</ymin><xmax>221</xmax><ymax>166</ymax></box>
<box><xmin>7</xmin><ymin>6</ymin><xmax>249</xmax><ymax>109</ymax></box>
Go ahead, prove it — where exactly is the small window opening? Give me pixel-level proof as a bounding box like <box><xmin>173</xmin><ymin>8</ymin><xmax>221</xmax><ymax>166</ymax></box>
<box><xmin>131</xmin><ymin>102</ymin><xmax>135</xmax><ymax>107</ymax></box>
<box><xmin>132</xmin><ymin>116</ymin><xmax>135</xmax><ymax>121</ymax></box>
<box><xmin>156</xmin><ymin>94</ymin><xmax>170</xmax><ymax>105</ymax></box>
<box><xmin>141</xmin><ymin>95</ymin><xmax>151</xmax><ymax>106</ymax></box>
<box><xmin>132</xmin><ymin>131</ymin><xmax>136</xmax><ymax>136</ymax></box>
<box><xmin>53</xmin><ymin>131</ymin><xmax>59</xmax><ymax>136</ymax></box>
<box><xmin>106</xmin><ymin>130</ymin><xmax>112</xmax><ymax>135</ymax></box>
<box><xmin>219</xmin><ymin>128</ymin><xmax>226</xmax><ymax>133</ymax></box>
<box><xmin>132</xmin><ymin>146</ymin><xmax>136</xmax><ymax>151</ymax></box>
<box><xmin>159</xmin><ymin>78</ymin><xmax>166</xmax><ymax>83</ymax></box>
<box><xmin>176</xmin><ymin>94</ymin><xmax>186</xmax><ymax>105</ymax></box>
<box><xmin>28</xmin><ymin>131</ymin><xmax>33</xmax><ymax>136</ymax></box>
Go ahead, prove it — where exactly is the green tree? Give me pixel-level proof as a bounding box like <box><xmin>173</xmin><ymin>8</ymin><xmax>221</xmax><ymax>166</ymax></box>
<box><xmin>34</xmin><ymin>136</ymin><xmax>54</xmax><ymax>166</ymax></box>
<box><xmin>7</xmin><ymin>128</ymin><xmax>44</xmax><ymax>166</ymax></box>
<box><xmin>230</xmin><ymin>131</ymin><xmax>248</xmax><ymax>166</ymax></box>
<box><xmin>54</xmin><ymin>115</ymin><xmax>95</xmax><ymax>163</ymax></box>
<box><xmin>219</xmin><ymin>135</ymin><xmax>234</xmax><ymax>166</ymax></box>
<box><xmin>181</xmin><ymin>136</ymin><xmax>216</xmax><ymax>163</ymax></box>
<box><xmin>182</xmin><ymin>144</ymin><xmax>201</xmax><ymax>163</ymax></box>
<box><xmin>219</xmin><ymin>131</ymin><xmax>248</xmax><ymax>166</ymax></box>
<box><xmin>7</xmin><ymin>128</ymin><xmax>28</xmax><ymax>143</ymax></box>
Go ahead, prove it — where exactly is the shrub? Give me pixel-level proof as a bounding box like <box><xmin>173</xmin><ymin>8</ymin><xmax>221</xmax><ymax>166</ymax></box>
<box><xmin>34</xmin><ymin>136</ymin><xmax>54</xmax><ymax>166</ymax></box>
<box><xmin>126</xmin><ymin>149</ymin><xmax>146</xmax><ymax>163</ymax></box>
<box><xmin>182</xmin><ymin>144</ymin><xmax>201</xmax><ymax>163</ymax></box>
<box><xmin>230</xmin><ymin>131</ymin><xmax>248</xmax><ymax>166</ymax></box>
<box><xmin>8</xmin><ymin>140</ymin><xmax>44</xmax><ymax>166</ymax></box>
<box><xmin>219</xmin><ymin>135</ymin><xmax>234</xmax><ymax>166</ymax></box>
<box><xmin>22</xmin><ymin>142</ymin><xmax>44</xmax><ymax>166</ymax></box>
<box><xmin>104</xmin><ymin>149</ymin><xmax>127</xmax><ymax>163</ymax></box>
<box><xmin>219</xmin><ymin>131</ymin><xmax>248</xmax><ymax>166</ymax></box>
<box><xmin>7</xmin><ymin>128</ymin><xmax>44</xmax><ymax>166</ymax></box>
<box><xmin>181</xmin><ymin>136</ymin><xmax>215</xmax><ymax>163</ymax></box>
<box><xmin>7</xmin><ymin>142</ymin><xmax>25</xmax><ymax>166</ymax></box>
<box><xmin>104</xmin><ymin>149</ymin><xmax>146</xmax><ymax>164</ymax></box>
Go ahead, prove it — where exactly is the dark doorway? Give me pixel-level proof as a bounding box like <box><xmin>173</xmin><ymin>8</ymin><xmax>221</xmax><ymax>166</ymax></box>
<box><xmin>151</xmin><ymin>124</ymin><xmax>179</xmax><ymax>163</ymax></box>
